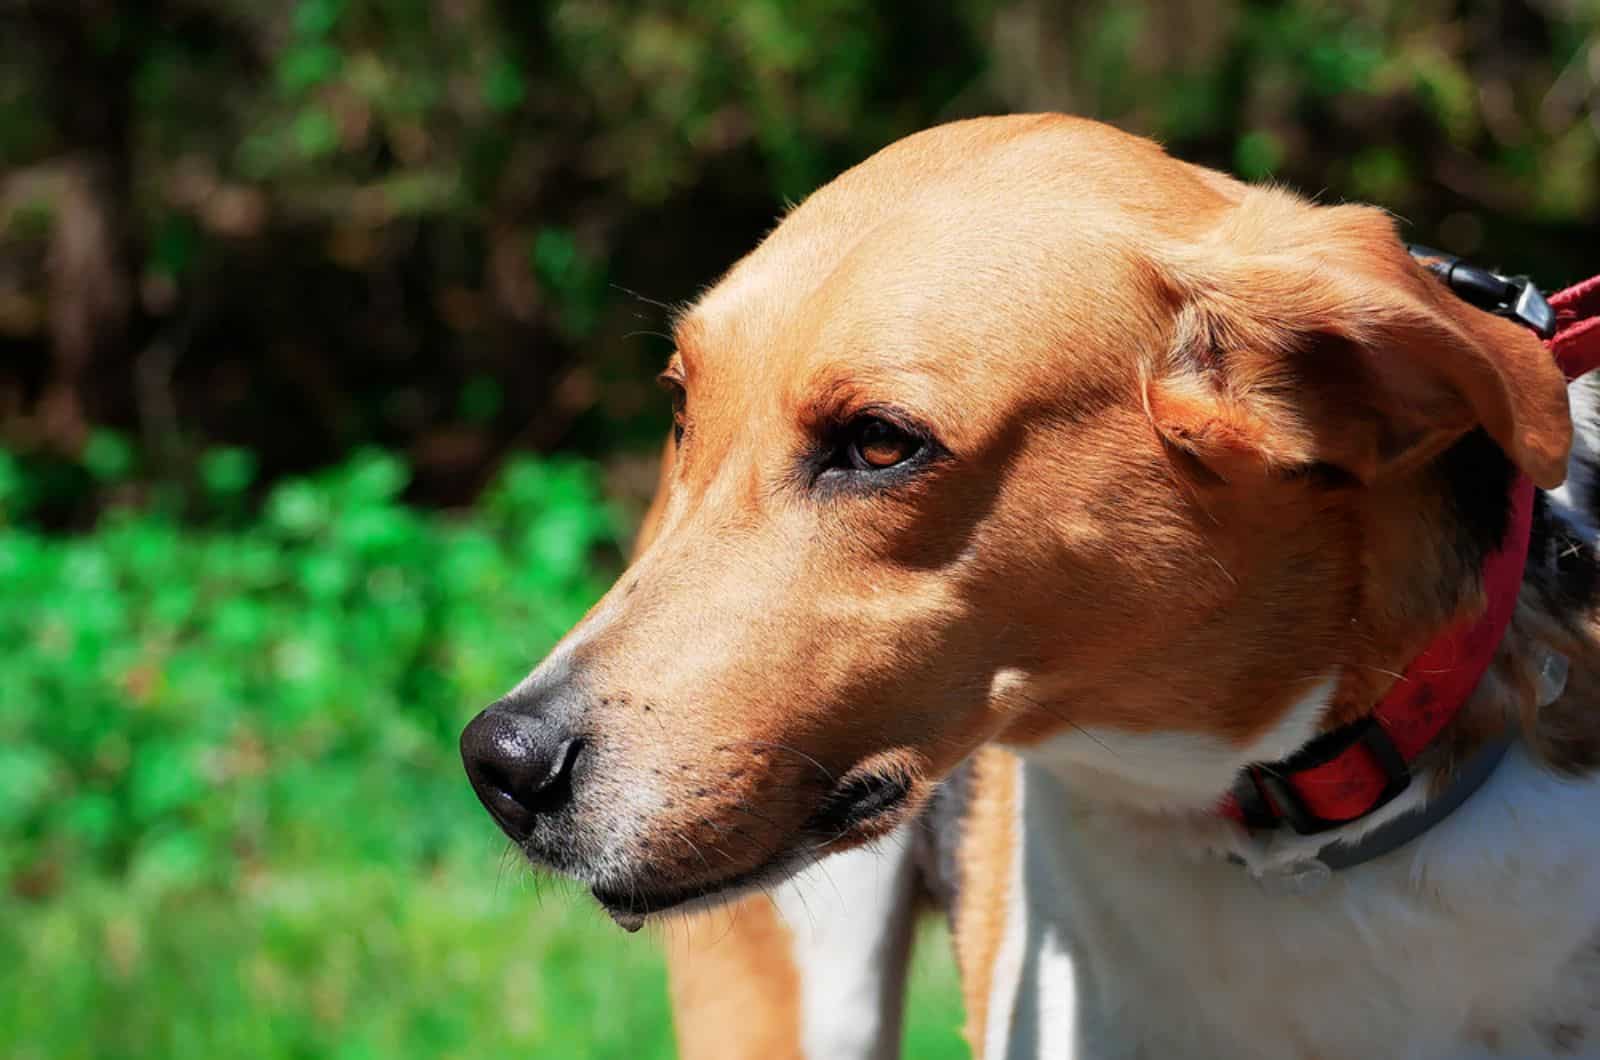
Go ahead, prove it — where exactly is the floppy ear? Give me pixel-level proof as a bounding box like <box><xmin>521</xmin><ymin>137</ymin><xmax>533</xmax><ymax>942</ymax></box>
<box><xmin>1146</xmin><ymin>194</ymin><xmax>1571</xmax><ymax>488</ymax></box>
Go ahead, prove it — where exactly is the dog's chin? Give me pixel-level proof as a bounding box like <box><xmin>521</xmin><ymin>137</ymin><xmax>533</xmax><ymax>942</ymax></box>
<box><xmin>585</xmin><ymin>771</ymin><xmax>924</xmax><ymax>932</ymax></box>
<box><xmin>589</xmin><ymin>857</ymin><xmax>802</xmax><ymax>932</ymax></box>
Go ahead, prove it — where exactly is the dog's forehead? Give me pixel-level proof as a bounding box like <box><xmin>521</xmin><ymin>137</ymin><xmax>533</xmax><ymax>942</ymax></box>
<box><xmin>679</xmin><ymin>117</ymin><xmax>1237</xmax><ymax>402</ymax></box>
<box><xmin>682</xmin><ymin>211</ymin><xmax>1152</xmax><ymax>411</ymax></box>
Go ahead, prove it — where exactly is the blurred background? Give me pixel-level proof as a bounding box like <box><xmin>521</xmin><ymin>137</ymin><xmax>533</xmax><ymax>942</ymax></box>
<box><xmin>0</xmin><ymin>1</ymin><xmax>1595</xmax><ymax>1057</ymax></box>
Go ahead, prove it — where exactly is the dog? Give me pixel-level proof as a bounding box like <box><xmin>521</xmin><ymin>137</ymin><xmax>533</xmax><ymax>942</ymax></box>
<box><xmin>461</xmin><ymin>114</ymin><xmax>1600</xmax><ymax>1058</ymax></box>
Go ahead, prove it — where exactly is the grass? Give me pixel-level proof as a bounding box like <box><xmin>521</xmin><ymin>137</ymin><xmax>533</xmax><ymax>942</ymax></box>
<box><xmin>0</xmin><ymin>448</ymin><xmax>970</xmax><ymax>1057</ymax></box>
<box><xmin>1</xmin><ymin>853</ymin><xmax>969</xmax><ymax>1059</ymax></box>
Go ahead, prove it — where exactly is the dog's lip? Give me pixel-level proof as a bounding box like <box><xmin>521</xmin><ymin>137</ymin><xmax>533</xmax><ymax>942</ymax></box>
<box><xmin>803</xmin><ymin>770</ymin><xmax>912</xmax><ymax>838</ymax></box>
<box><xmin>588</xmin><ymin>777</ymin><xmax>917</xmax><ymax>932</ymax></box>
<box><xmin>590</xmin><ymin>894</ymin><xmax>650</xmax><ymax>933</ymax></box>
<box><xmin>590</xmin><ymin>861</ymin><xmax>780</xmax><ymax>932</ymax></box>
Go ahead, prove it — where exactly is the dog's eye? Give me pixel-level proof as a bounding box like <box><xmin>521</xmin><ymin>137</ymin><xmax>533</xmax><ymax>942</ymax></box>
<box><xmin>657</xmin><ymin>373</ymin><xmax>687</xmax><ymax>445</ymax></box>
<box><xmin>808</xmin><ymin>410</ymin><xmax>942</xmax><ymax>492</ymax></box>
<box><xmin>848</xmin><ymin>416</ymin><xmax>922</xmax><ymax>470</ymax></box>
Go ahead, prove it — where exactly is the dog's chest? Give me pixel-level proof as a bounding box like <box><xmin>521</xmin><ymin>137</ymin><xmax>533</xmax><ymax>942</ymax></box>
<box><xmin>961</xmin><ymin>747</ymin><xmax>1600</xmax><ymax>1059</ymax></box>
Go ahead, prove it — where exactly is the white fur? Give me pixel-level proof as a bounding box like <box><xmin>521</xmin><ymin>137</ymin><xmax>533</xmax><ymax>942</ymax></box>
<box><xmin>1549</xmin><ymin>375</ymin><xmax>1600</xmax><ymax>538</ymax></box>
<box><xmin>1025</xmin><ymin>673</ymin><xmax>1337</xmax><ymax>814</ymax></box>
<box><xmin>985</xmin><ymin>734</ymin><xmax>1600</xmax><ymax>1058</ymax></box>
<box><xmin>772</xmin><ymin>825</ymin><xmax>920</xmax><ymax>1060</ymax></box>
<box><xmin>985</xmin><ymin>766</ymin><xmax>1081</xmax><ymax>1060</ymax></box>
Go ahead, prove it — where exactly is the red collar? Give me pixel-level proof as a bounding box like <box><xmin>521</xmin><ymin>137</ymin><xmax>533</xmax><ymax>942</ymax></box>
<box><xmin>1221</xmin><ymin>270</ymin><xmax>1600</xmax><ymax>836</ymax></box>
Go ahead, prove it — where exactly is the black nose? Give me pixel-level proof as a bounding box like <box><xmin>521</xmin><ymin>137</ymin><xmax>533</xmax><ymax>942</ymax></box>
<box><xmin>460</xmin><ymin>708</ymin><xmax>585</xmax><ymax>840</ymax></box>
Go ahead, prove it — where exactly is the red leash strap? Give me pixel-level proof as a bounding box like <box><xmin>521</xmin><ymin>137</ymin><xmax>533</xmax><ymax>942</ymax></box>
<box><xmin>1221</xmin><ymin>273</ymin><xmax>1600</xmax><ymax>833</ymax></box>
<box><xmin>1553</xmin><ymin>274</ymin><xmax>1600</xmax><ymax>380</ymax></box>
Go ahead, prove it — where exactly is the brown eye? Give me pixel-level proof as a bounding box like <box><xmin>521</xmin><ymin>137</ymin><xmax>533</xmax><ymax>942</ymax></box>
<box><xmin>849</xmin><ymin>417</ymin><xmax>921</xmax><ymax>470</ymax></box>
<box><xmin>657</xmin><ymin>374</ymin><xmax>687</xmax><ymax>445</ymax></box>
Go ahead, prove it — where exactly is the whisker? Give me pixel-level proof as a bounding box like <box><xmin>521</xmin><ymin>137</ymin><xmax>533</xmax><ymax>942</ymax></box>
<box><xmin>609</xmin><ymin>283</ymin><xmax>679</xmax><ymax>314</ymax></box>
<box><xmin>733</xmin><ymin>739</ymin><xmax>837</xmax><ymax>785</ymax></box>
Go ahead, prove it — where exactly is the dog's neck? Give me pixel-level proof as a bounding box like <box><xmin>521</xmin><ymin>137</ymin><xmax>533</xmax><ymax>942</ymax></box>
<box><xmin>1320</xmin><ymin>431</ymin><xmax>1522</xmax><ymax>733</ymax></box>
<box><xmin>1008</xmin><ymin>437</ymin><xmax>1600</xmax><ymax>872</ymax></box>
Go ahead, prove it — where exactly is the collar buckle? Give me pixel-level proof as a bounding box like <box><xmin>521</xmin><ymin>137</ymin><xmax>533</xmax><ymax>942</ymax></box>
<box><xmin>1245</xmin><ymin>715</ymin><xmax>1412</xmax><ymax>836</ymax></box>
<box><xmin>1407</xmin><ymin>244</ymin><xmax>1557</xmax><ymax>338</ymax></box>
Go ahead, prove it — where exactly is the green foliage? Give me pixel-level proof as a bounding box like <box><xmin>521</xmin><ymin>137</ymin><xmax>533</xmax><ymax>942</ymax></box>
<box><xmin>0</xmin><ymin>449</ymin><xmax>620</xmax><ymax>889</ymax></box>
<box><xmin>200</xmin><ymin>447</ymin><xmax>259</xmax><ymax>499</ymax></box>
<box><xmin>531</xmin><ymin>226</ymin><xmax>610</xmax><ymax>340</ymax></box>
<box><xmin>81</xmin><ymin>431</ymin><xmax>137</xmax><ymax>484</ymax></box>
<box><xmin>0</xmin><ymin>874</ymin><xmax>966</xmax><ymax>1060</ymax></box>
<box><xmin>0</xmin><ymin>872</ymin><xmax>681</xmax><ymax>1060</ymax></box>
<box><xmin>1</xmin><ymin>3</ymin><xmax>1594</xmax><ymax>1054</ymax></box>
<box><xmin>4</xmin><ymin>1</ymin><xmax>1595</xmax><ymax>501</ymax></box>
<box><xmin>0</xmin><ymin>447</ymin><xmax>970</xmax><ymax>1057</ymax></box>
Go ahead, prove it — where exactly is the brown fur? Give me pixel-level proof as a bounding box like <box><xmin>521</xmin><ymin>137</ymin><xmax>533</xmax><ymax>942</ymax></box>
<box><xmin>951</xmin><ymin>746</ymin><xmax>1021</xmax><ymax>1053</ymax></box>
<box><xmin>664</xmin><ymin>894</ymin><xmax>806</xmax><ymax>1060</ymax></box>
<box><xmin>528</xmin><ymin>115</ymin><xmax>1584</xmax><ymax>1055</ymax></box>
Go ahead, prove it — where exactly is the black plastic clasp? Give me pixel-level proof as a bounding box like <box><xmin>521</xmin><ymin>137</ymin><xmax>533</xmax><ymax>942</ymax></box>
<box><xmin>1245</xmin><ymin>715</ymin><xmax>1412</xmax><ymax>836</ymax></box>
<box><xmin>1408</xmin><ymin>244</ymin><xmax>1556</xmax><ymax>339</ymax></box>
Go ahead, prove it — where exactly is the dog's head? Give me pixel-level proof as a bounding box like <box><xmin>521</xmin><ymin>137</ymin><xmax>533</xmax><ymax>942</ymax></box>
<box><xmin>461</xmin><ymin>114</ymin><xmax>1569</xmax><ymax>927</ymax></box>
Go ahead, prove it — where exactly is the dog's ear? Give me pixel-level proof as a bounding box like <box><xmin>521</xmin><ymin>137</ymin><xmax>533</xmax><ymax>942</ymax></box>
<box><xmin>1145</xmin><ymin>194</ymin><xmax>1570</xmax><ymax>488</ymax></box>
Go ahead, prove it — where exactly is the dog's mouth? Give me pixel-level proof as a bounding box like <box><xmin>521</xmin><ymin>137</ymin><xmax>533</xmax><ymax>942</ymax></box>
<box><xmin>590</xmin><ymin>860</ymin><xmax>786</xmax><ymax>932</ymax></box>
<box><xmin>588</xmin><ymin>770</ymin><xmax>915</xmax><ymax>931</ymax></box>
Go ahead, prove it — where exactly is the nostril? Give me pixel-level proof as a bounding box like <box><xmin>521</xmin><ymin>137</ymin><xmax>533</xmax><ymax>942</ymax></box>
<box><xmin>511</xmin><ymin>736</ymin><xmax>583</xmax><ymax>815</ymax></box>
<box><xmin>528</xmin><ymin>737</ymin><xmax>584</xmax><ymax>798</ymax></box>
<box><xmin>460</xmin><ymin>710</ymin><xmax>586</xmax><ymax>838</ymax></box>
<box><xmin>551</xmin><ymin>737</ymin><xmax>584</xmax><ymax>789</ymax></box>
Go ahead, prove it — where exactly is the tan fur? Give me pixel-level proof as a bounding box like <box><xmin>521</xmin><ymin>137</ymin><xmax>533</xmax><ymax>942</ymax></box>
<box><xmin>952</xmin><ymin>746</ymin><xmax>1021</xmax><ymax>1053</ymax></box>
<box><xmin>525</xmin><ymin>114</ymin><xmax>1586</xmax><ymax>1055</ymax></box>
<box><xmin>665</xmin><ymin>894</ymin><xmax>805</xmax><ymax>1060</ymax></box>
<box><xmin>627</xmin><ymin>432</ymin><xmax>807</xmax><ymax>1058</ymax></box>
<box><xmin>1154</xmin><ymin>190</ymin><xmax>1568</xmax><ymax>487</ymax></box>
